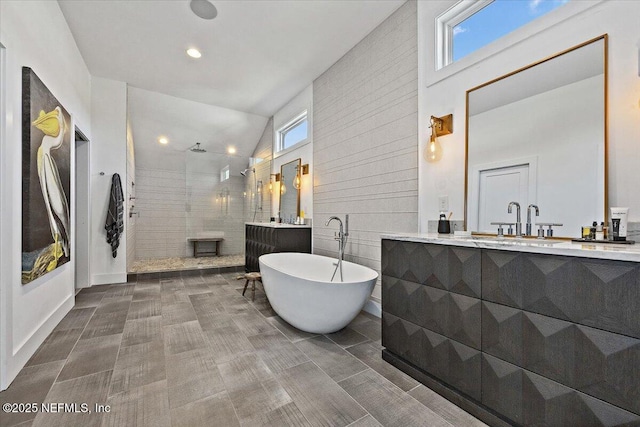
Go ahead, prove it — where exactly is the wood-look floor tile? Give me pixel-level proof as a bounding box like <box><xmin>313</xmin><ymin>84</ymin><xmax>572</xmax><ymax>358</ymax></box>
<box><xmin>32</xmin><ymin>370</ymin><xmax>112</xmax><ymax>427</ymax></box>
<box><xmin>184</xmin><ymin>283</ymin><xmax>211</xmax><ymax>295</ymax></box>
<box><xmin>161</xmin><ymin>302</ymin><xmax>197</xmax><ymax>326</ymax></box>
<box><xmin>81</xmin><ymin>311</ymin><xmax>128</xmax><ymax>339</ymax></box>
<box><xmin>127</xmin><ymin>300</ymin><xmax>161</xmax><ymax>320</ymax></box>
<box><xmin>347</xmin><ymin>415</ymin><xmax>383</xmax><ymax>427</ymax></box>
<box><xmin>160</xmin><ymin>290</ymin><xmax>190</xmax><ymax>306</ymax></box>
<box><xmin>326</xmin><ymin>327</ymin><xmax>370</xmax><ymax>348</ymax></box>
<box><xmin>132</xmin><ymin>290</ymin><xmax>161</xmax><ymax>302</ymax></box>
<box><xmin>101</xmin><ymin>380</ymin><xmax>170</xmax><ymax>427</ymax></box>
<box><xmin>25</xmin><ymin>328</ymin><xmax>83</xmax><ymax>367</ymax></box>
<box><xmin>54</xmin><ymin>307</ymin><xmax>96</xmax><ymax>331</ymax></box>
<box><xmin>228</xmin><ymin>377</ymin><xmax>292</xmax><ymax>422</ymax></box>
<box><xmin>104</xmin><ymin>284</ymin><xmax>136</xmax><ymax>298</ymax></box>
<box><xmin>218</xmin><ymin>353</ymin><xmax>274</xmax><ymax>392</ymax></box>
<box><xmin>122</xmin><ymin>316</ymin><xmax>163</xmax><ymax>347</ymax></box>
<box><xmin>74</xmin><ymin>292</ymin><xmax>106</xmax><ymax>309</ymax></box>
<box><xmin>275</xmin><ymin>361</ymin><xmax>366</xmax><ymax>427</ymax></box>
<box><xmin>248</xmin><ymin>330</ymin><xmax>309</xmax><ymax>373</ymax></box>
<box><xmin>346</xmin><ymin>342</ymin><xmax>419</xmax><ymax>392</ymax></box>
<box><xmin>202</xmin><ymin>324</ymin><xmax>254</xmax><ymax>363</ymax></box>
<box><xmin>165</xmin><ymin>348</ymin><xmax>225</xmax><ymax>409</ymax></box>
<box><xmin>295</xmin><ymin>336</ymin><xmax>368</xmax><ymax>382</ymax></box>
<box><xmin>0</xmin><ymin>361</ymin><xmax>65</xmax><ymax>426</ymax></box>
<box><xmin>349</xmin><ymin>318</ymin><xmax>381</xmax><ymax>343</ymax></box>
<box><xmin>220</xmin><ymin>294</ymin><xmax>254</xmax><ymax>315</ymax></box>
<box><xmin>163</xmin><ymin>321</ymin><xmax>207</xmax><ymax>355</ymax></box>
<box><xmin>170</xmin><ymin>391</ymin><xmax>240</xmax><ymax>427</ymax></box>
<box><xmin>109</xmin><ymin>340</ymin><xmax>165</xmax><ymax>396</ymax></box>
<box><xmin>189</xmin><ymin>293</ymin><xmax>226</xmax><ymax>315</ymax></box>
<box><xmin>133</xmin><ymin>282</ymin><xmax>161</xmax><ymax>292</ymax></box>
<box><xmin>57</xmin><ymin>334</ymin><xmax>121</xmax><ymax>382</ymax></box>
<box><xmin>160</xmin><ymin>279</ymin><xmax>184</xmax><ymax>292</ymax></box>
<box><xmin>241</xmin><ymin>401</ymin><xmax>311</xmax><ymax>427</ymax></box>
<box><xmin>231</xmin><ymin>311</ymin><xmax>276</xmax><ymax>337</ymax></box>
<box><xmin>265</xmin><ymin>316</ymin><xmax>318</xmax><ymax>342</ymax></box>
<box><xmin>196</xmin><ymin>311</ymin><xmax>235</xmax><ymax>331</ymax></box>
<box><xmin>94</xmin><ymin>295</ymin><xmax>132</xmax><ymax>314</ymax></box>
<box><xmin>408</xmin><ymin>385</ymin><xmax>488</xmax><ymax>427</ymax></box>
<box><xmin>339</xmin><ymin>369</ymin><xmax>453</xmax><ymax>427</ymax></box>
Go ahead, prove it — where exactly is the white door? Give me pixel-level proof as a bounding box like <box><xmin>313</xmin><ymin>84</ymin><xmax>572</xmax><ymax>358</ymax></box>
<box><xmin>477</xmin><ymin>164</ymin><xmax>529</xmax><ymax>233</ymax></box>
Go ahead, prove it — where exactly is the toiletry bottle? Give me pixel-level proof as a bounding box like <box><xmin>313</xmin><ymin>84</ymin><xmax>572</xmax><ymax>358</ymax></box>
<box><xmin>590</xmin><ymin>221</ymin><xmax>597</xmax><ymax>240</ymax></box>
<box><xmin>595</xmin><ymin>222</ymin><xmax>604</xmax><ymax>241</ymax></box>
<box><xmin>601</xmin><ymin>222</ymin><xmax>608</xmax><ymax>240</ymax></box>
<box><xmin>582</xmin><ymin>226</ymin><xmax>591</xmax><ymax>239</ymax></box>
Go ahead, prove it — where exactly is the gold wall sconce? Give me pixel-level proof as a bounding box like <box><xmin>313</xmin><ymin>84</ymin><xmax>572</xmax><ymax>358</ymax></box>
<box><xmin>293</xmin><ymin>164</ymin><xmax>309</xmax><ymax>190</ymax></box>
<box><xmin>424</xmin><ymin>114</ymin><xmax>453</xmax><ymax>163</ymax></box>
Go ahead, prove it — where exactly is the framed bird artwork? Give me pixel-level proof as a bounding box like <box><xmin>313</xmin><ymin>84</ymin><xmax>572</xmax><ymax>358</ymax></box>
<box><xmin>21</xmin><ymin>67</ymin><xmax>72</xmax><ymax>285</ymax></box>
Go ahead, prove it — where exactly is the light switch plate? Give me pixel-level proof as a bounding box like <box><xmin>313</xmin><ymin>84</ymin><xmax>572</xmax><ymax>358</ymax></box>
<box><xmin>438</xmin><ymin>195</ymin><xmax>449</xmax><ymax>212</ymax></box>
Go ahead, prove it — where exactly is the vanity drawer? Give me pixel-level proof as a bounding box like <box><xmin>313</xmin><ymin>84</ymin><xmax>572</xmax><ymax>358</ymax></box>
<box><xmin>482</xmin><ymin>250</ymin><xmax>640</xmax><ymax>339</ymax></box>
<box><xmin>482</xmin><ymin>354</ymin><xmax>640</xmax><ymax>426</ymax></box>
<box><xmin>383</xmin><ymin>276</ymin><xmax>481</xmax><ymax>349</ymax></box>
<box><xmin>382</xmin><ymin>312</ymin><xmax>482</xmax><ymax>401</ymax></box>
<box><xmin>382</xmin><ymin>239</ymin><xmax>481</xmax><ymax>298</ymax></box>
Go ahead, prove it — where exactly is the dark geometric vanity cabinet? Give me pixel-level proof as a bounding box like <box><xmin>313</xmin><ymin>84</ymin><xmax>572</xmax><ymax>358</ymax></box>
<box><xmin>244</xmin><ymin>224</ymin><xmax>311</xmax><ymax>272</ymax></box>
<box><xmin>381</xmin><ymin>239</ymin><xmax>640</xmax><ymax>427</ymax></box>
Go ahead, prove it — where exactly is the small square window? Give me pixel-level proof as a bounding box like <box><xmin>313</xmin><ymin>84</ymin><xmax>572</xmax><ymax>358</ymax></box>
<box><xmin>220</xmin><ymin>165</ymin><xmax>229</xmax><ymax>182</ymax></box>
<box><xmin>276</xmin><ymin>111</ymin><xmax>308</xmax><ymax>153</ymax></box>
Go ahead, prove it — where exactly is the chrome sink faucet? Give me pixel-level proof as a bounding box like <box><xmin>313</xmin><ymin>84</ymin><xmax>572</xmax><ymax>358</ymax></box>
<box><xmin>326</xmin><ymin>214</ymin><xmax>349</xmax><ymax>282</ymax></box>
<box><xmin>508</xmin><ymin>202</ymin><xmax>522</xmax><ymax>237</ymax></box>
<box><xmin>526</xmin><ymin>204</ymin><xmax>539</xmax><ymax>236</ymax></box>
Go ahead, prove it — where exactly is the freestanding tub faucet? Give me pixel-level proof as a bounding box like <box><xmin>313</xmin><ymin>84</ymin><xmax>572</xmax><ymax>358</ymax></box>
<box><xmin>508</xmin><ymin>202</ymin><xmax>522</xmax><ymax>237</ymax></box>
<box><xmin>326</xmin><ymin>214</ymin><xmax>349</xmax><ymax>281</ymax></box>
<box><xmin>526</xmin><ymin>204</ymin><xmax>540</xmax><ymax>236</ymax></box>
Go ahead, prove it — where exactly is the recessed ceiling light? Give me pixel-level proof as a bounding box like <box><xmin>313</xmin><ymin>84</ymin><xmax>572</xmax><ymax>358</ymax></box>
<box><xmin>186</xmin><ymin>48</ymin><xmax>202</xmax><ymax>59</ymax></box>
<box><xmin>227</xmin><ymin>146</ymin><xmax>236</xmax><ymax>154</ymax></box>
<box><xmin>158</xmin><ymin>136</ymin><xmax>169</xmax><ymax>145</ymax></box>
<box><xmin>190</xmin><ymin>0</ymin><xmax>218</xmax><ymax>20</ymax></box>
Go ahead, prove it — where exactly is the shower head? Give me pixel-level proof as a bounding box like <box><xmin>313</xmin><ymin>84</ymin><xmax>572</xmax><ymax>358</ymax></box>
<box><xmin>189</xmin><ymin>143</ymin><xmax>206</xmax><ymax>153</ymax></box>
<box><xmin>240</xmin><ymin>168</ymin><xmax>255</xmax><ymax>177</ymax></box>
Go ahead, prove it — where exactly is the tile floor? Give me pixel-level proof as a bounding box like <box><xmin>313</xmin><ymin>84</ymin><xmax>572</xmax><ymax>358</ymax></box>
<box><xmin>0</xmin><ymin>272</ymin><xmax>487</xmax><ymax>427</ymax></box>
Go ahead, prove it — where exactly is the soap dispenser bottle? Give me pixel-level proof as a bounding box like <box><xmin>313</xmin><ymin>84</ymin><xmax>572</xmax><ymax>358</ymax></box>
<box><xmin>596</xmin><ymin>222</ymin><xmax>604</xmax><ymax>241</ymax></box>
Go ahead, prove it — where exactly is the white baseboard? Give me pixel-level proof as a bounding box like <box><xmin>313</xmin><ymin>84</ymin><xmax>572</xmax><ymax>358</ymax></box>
<box><xmin>2</xmin><ymin>294</ymin><xmax>74</xmax><ymax>390</ymax></box>
<box><xmin>92</xmin><ymin>273</ymin><xmax>127</xmax><ymax>286</ymax></box>
<box><xmin>363</xmin><ymin>299</ymin><xmax>381</xmax><ymax>318</ymax></box>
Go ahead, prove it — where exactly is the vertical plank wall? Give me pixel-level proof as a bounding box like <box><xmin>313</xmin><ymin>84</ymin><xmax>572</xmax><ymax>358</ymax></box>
<box><xmin>313</xmin><ymin>1</ymin><xmax>418</xmax><ymax>302</ymax></box>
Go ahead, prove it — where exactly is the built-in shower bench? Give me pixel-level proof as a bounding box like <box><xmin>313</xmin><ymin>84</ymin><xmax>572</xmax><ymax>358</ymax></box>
<box><xmin>188</xmin><ymin>231</ymin><xmax>224</xmax><ymax>257</ymax></box>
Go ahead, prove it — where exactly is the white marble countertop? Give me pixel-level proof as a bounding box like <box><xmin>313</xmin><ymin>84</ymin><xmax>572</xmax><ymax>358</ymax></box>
<box><xmin>381</xmin><ymin>233</ymin><xmax>640</xmax><ymax>263</ymax></box>
<box><xmin>245</xmin><ymin>222</ymin><xmax>311</xmax><ymax>228</ymax></box>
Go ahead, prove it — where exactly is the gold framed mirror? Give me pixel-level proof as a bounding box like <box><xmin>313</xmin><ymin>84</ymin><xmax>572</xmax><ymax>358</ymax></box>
<box><xmin>464</xmin><ymin>34</ymin><xmax>607</xmax><ymax>239</ymax></box>
<box><xmin>279</xmin><ymin>158</ymin><xmax>301</xmax><ymax>222</ymax></box>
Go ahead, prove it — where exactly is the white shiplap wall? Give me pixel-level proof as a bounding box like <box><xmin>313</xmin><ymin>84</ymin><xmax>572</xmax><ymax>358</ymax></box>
<box><xmin>313</xmin><ymin>0</ymin><xmax>418</xmax><ymax>301</ymax></box>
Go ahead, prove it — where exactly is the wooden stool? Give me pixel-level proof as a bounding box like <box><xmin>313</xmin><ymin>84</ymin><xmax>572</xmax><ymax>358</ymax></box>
<box><xmin>237</xmin><ymin>272</ymin><xmax>261</xmax><ymax>301</ymax></box>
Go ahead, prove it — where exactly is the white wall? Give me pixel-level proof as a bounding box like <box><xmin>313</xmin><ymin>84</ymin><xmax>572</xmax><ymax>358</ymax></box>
<box><xmin>418</xmin><ymin>0</ymin><xmax>640</xmax><ymax>231</ymax></box>
<box><xmin>125</xmin><ymin>122</ymin><xmax>136</xmax><ymax>270</ymax></box>
<box><xmin>313</xmin><ymin>0</ymin><xmax>418</xmax><ymax>303</ymax></box>
<box><xmin>272</xmin><ymin>85</ymin><xmax>314</xmax><ymax>220</ymax></box>
<box><xmin>90</xmin><ymin>77</ymin><xmax>128</xmax><ymax>285</ymax></box>
<box><xmin>0</xmin><ymin>0</ymin><xmax>91</xmax><ymax>390</ymax></box>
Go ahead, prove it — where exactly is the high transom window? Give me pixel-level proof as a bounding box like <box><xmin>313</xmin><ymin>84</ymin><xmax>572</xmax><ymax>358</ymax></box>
<box><xmin>276</xmin><ymin>111</ymin><xmax>308</xmax><ymax>153</ymax></box>
<box><xmin>436</xmin><ymin>0</ymin><xmax>568</xmax><ymax>69</ymax></box>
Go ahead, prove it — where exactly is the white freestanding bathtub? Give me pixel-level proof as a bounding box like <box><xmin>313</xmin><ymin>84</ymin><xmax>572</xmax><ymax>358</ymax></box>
<box><xmin>259</xmin><ymin>252</ymin><xmax>378</xmax><ymax>334</ymax></box>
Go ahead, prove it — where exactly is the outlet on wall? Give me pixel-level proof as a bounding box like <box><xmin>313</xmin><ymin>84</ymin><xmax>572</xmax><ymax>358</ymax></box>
<box><xmin>438</xmin><ymin>195</ymin><xmax>449</xmax><ymax>212</ymax></box>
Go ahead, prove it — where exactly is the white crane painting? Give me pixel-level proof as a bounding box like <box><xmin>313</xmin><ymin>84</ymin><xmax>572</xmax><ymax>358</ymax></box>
<box><xmin>21</xmin><ymin>68</ymin><xmax>71</xmax><ymax>285</ymax></box>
